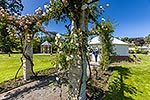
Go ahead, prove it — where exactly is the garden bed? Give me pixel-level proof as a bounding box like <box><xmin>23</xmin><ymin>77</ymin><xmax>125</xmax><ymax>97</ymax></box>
<box><xmin>86</xmin><ymin>66</ymin><xmax>113</xmax><ymax>100</ymax></box>
<box><xmin>0</xmin><ymin>68</ymin><xmax>57</xmax><ymax>94</ymax></box>
<box><xmin>0</xmin><ymin>66</ymin><xmax>113</xmax><ymax>99</ymax></box>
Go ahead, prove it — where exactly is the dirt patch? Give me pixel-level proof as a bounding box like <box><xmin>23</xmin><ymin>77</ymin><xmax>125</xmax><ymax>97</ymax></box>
<box><xmin>86</xmin><ymin>66</ymin><xmax>112</xmax><ymax>100</ymax></box>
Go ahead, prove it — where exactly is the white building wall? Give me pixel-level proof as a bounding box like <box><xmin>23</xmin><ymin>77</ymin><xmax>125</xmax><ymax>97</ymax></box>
<box><xmin>113</xmin><ymin>45</ymin><xmax>129</xmax><ymax>56</ymax></box>
<box><xmin>89</xmin><ymin>44</ymin><xmax>129</xmax><ymax>62</ymax></box>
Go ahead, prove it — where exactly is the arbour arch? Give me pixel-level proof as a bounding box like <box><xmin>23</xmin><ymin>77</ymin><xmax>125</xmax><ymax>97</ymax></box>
<box><xmin>0</xmin><ymin>0</ymin><xmax>114</xmax><ymax>99</ymax></box>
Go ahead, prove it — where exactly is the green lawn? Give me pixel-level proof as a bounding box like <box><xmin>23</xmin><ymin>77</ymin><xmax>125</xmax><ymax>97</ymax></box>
<box><xmin>0</xmin><ymin>54</ymin><xmax>54</xmax><ymax>83</ymax></box>
<box><xmin>104</xmin><ymin>54</ymin><xmax>150</xmax><ymax>100</ymax></box>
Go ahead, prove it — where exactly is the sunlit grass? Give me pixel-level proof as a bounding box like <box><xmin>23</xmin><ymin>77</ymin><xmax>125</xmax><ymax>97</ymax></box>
<box><xmin>0</xmin><ymin>54</ymin><xmax>54</xmax><ymax>83</ymax></box>
<box><xmin>104</xmin><ymin>54</ymin><xmax>150</xmax><ymax>100</ymax></box>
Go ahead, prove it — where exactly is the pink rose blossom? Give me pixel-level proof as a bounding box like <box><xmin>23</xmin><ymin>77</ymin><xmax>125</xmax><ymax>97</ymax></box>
<box><xmin>20</xmin><ymin>22</ymin><xmax>23</xmax><ymax>26</ymax></box>
<box><xmin>28</xmin><ymin>21</ymin><xmax>32</xmax><ymax>25</ymax></box>
<box><xmin>36</xmin><ymin>22</ymin><xmax>41</xmax><ymax>26</ymax></box>
<box><xmin>24</xmin><ymin>25</ymin><xmax>28</xmax><ymax>29</ymax></box>
<box><xmin>0</xmin><ymin>7</ymin><xmax>3</xmax><ymax>10</ymax></box>
<box><xmin>8</xmin><ymin>17</ymin><xmax>13</xmax><ymax>21</ymax></box>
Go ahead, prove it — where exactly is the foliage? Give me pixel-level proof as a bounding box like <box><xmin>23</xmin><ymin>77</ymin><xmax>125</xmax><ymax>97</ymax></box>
<box><xmin>133</xmin><ymin>38</ymin><xmax>145</xmax><ymax>46</ymax></box>
<box><xmin>129</xmin><ymin>50</ymin><xmax>135</xmax><ymax>54</ymax></box>
<box><xmin>94</xmin><ymin>21</ymin><xmax>114</xmax><ymax>69</ymax></box>
<box><xmin>0</xmin><ymin>0</ymin><xmax>114</xmax><ymax>99</ymax></box>
<box><xmin>129</xmin><ymin>49</ymin><xmax>149</xmax><ymax>54</ymax></box>
<box><xmin>0</xmin><ymin>6</ymin><xmax>53</xmax><ymax>80</ymax></box>
<box><xmin>0</xmin><ymin>0</ymin><xmax>23</xmax><ymax>53</ymax></box>
<box><xmin>43</xmin><ymin>31</ymin><xmax>57</xmax><ymax>53</ymax></box>
<box><xmin>44</xmin><ymin>0</ymin><xmax>113</xmax><ymax>99</ymax></box>
<box><xmin>31</xmin><ymin>31</ymin><xmax>57</xmax><ymax>53</ymax></box>
<box><xmin>0</xmin><ymin>30</ymin><xmax>18</xmax><ymax>52</ymax></box>
<box><xmin>33</xmin><ymin>37</ymin><xmax>41</xmax><ymax>53</ymax></box>
<box><xmin>121</xmin><ymin>37</ymin><xmax>135</xmax><ymax>43</ymax></box>
<box><xmin>120</xmin><ymin>37</ymin><xmax>129</xmax><ymax>42</ymax></box>
<box><xmin>144</xmin><ymin>34</ymin><xmax>150</xmax><ymax>44</ymax></box>
<box><xmin>0</xmin><ymin>6</ymin><xmax>49</xmax><ymax>43</ymax></box>
<box><xmin>0</xmin><ymin>0</ymin><xmax>23</xmax><ymax>15</ymax></box>
<box><xmin>53</xmin><ymin>30</ymin><xmax>84</xmax><ymax>69</ymax></box>
<box><xmin>44</xmin><ymin>0</ymin><xmax>90</xmax><ymax>99</ymax></box>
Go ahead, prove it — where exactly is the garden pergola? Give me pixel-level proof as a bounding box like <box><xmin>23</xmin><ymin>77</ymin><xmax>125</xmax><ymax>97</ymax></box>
<box><xmin>41</xmin><ymin>41</ymin><xmax>52</xmax><ymax>54</ymax></box>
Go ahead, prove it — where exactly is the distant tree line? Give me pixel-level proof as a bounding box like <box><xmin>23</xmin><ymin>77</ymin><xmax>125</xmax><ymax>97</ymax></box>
<box><xmin>33</xmin><ymin>32</ymin><xmax>57</xmax><ymax>53</ymax></box>
<box><xmin>0</xmin><ymin>31</ymin><xmax>57</xmax><ymax>53</ymax></box>
<box><xmin>120</xmin><ymin>34</ymin><xmax>150</xmax><ymax>46</ymax></box>
<box><xmin>120</xmin><ymin>34</ymin><xmax>150</xmax><ymax>54</ymax></box>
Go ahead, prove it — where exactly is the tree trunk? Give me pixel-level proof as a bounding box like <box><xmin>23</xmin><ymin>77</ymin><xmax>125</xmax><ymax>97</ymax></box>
<box><xmin>79</xmin><ymin>56</ymin><xmax>87</xmax><ymax>100</ymax></box>
<box><xmin>23</xmin><ymin>34</ymin><xmax>34</xmax><ymax>80</ymax></box>
<box><xmin>68</xmin><ymin>8</ymin><xmax>88</xmax><ymax>99</ymax></box>
<box><xmin>78</xmin><ymin>8</ymin><xmax>88</xmax><ymax>100</ymax></box>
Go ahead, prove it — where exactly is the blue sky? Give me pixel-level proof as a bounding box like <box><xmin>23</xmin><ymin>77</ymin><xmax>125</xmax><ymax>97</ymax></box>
<box><xmin>22</xmin><ymin>0</ymin><xmax>150</xmax><ymax>38</ymax></box>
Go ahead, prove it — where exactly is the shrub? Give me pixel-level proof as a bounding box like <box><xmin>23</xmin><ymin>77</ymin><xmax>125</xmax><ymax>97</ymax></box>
<box><xmin>129</xmin><ymin>49</ymin><xmax>149</xmax><ymax>54</ymax></box>
<box><xmin>135</xmin><ymin>49</ymin><xmax>142</xmax><ymax>54</ymax></box>
<box><xmin>141</xmin><ymin>50</ymin><xmax>149</xmax><ymax>54</ymax></box>
<box><xmin>129</xmin><ymin>50</ymin><xmax>135</xmax><ymax>54</ymax></box>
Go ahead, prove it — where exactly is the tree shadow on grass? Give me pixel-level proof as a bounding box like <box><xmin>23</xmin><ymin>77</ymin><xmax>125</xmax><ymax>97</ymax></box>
<box><xmin>103</xmin><ymin>66</ymin><xmax>137</xmax><ymax>100</ymax></box>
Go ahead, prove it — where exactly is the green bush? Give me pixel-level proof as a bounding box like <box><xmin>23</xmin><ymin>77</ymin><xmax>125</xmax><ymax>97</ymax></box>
<box><xmin>135</xmin><ymin>49</ymin><xmax>141</xmax><ymax>54</ymax></box>
<box><xmin>141</xmin><ymin>50</ymin><xmax>149</xmax><ymax>54</ymax></box>
<box><xmin>129</xmin><ymin>50</ymin><xmax>135</xmax><ymax>54</ymax></box>
<box><xmin>129</xmin><ymin>49</ymin><xmax>149</xmax><ymax>54</ymax></box>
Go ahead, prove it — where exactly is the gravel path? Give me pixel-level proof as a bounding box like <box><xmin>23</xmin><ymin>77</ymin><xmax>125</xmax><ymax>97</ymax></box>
<box><xmin>0</xmin><ymin>63</ymin><xmax>103</xmax><ymax>100</ymax></box>
<box><xmin>0</xmin><ymin>75</ymin><xmax>68</xmax><ymax>100</ymax></box>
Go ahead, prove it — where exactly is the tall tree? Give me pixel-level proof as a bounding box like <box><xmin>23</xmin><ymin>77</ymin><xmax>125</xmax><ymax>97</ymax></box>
<box><xmin>0</xmin><ymin>0</ymin><xmax>23</xmax><ymax>52</ymax></box>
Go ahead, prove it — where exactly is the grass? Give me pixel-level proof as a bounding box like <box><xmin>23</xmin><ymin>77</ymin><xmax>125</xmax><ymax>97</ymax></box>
<box><xmin>0</xmin><ymin>54</ymin><xmax>54</xmax><ymax>83</ymax></box>
<box><xmin>104</xmin><ymin>54</ymin><xmax>150</xmax><ymax>100</ymax></box>
<box><xmin>1</xmin><ymin>53</ymin><xmax>150</xmax><ymax>99</ymax></box>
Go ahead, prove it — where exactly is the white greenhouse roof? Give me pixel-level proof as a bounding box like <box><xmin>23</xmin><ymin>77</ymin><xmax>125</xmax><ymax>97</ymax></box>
<box><xmin>41</xmin><ymin>41</ymin><xmax>51</xmax><ymax>46</ymax></box>
<box><xmin>89</xmin><ymin>36</ymin><xmax>128</xmax><ymax>45</ymax></box>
